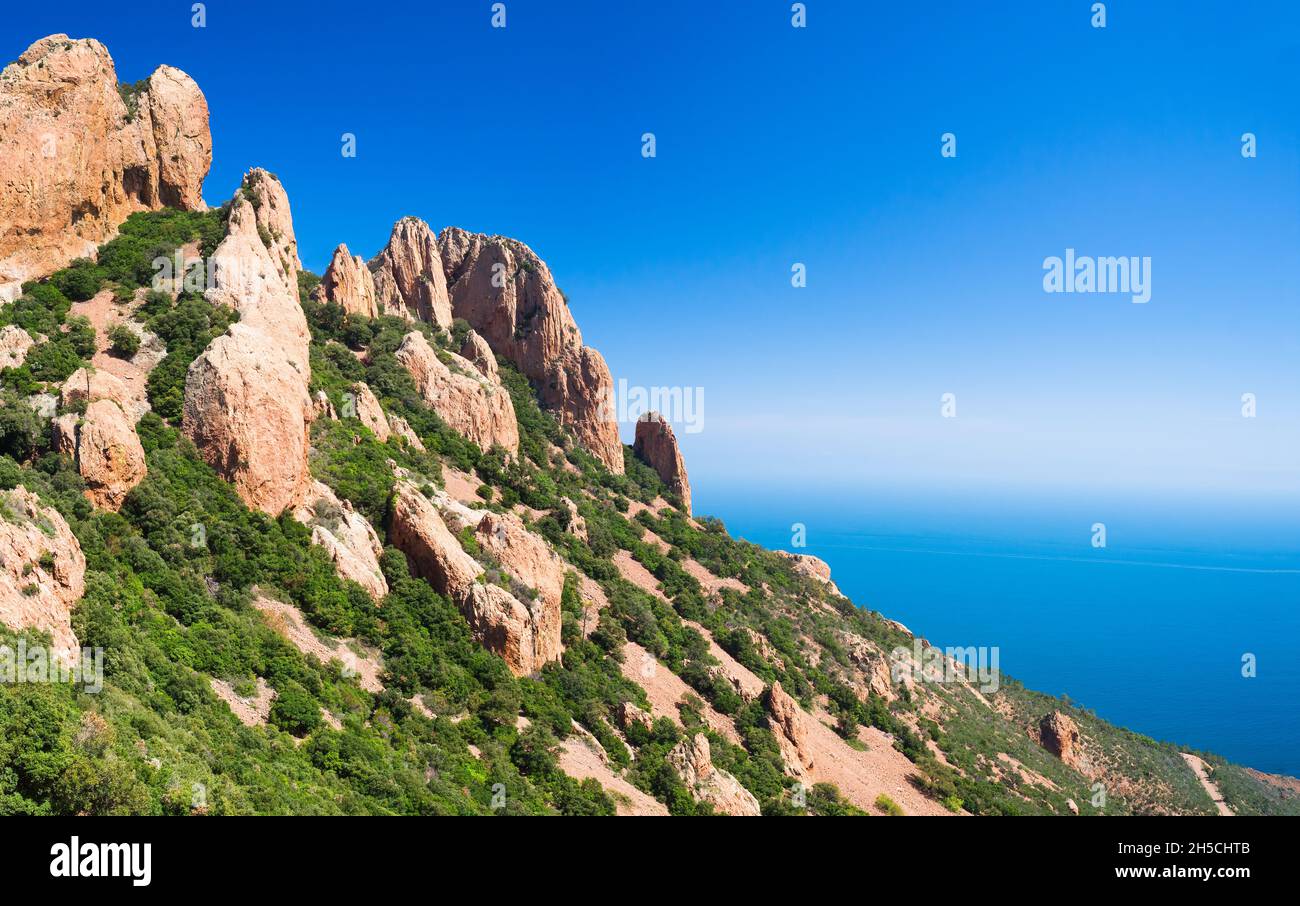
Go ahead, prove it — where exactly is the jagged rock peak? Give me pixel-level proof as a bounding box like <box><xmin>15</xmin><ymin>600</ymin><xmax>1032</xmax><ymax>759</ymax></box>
<box><xmin>0</xmin><ymin>35</ymin><xmax>211</xmax><ymax>300</ymax></box>
<box><xmin>633</xmin><ymin>411</ymin><xmax>691</xmax><ymax>515</ymax></box>
<box><xmin>436</xmin><ymin>226</ymin><xmax>624</xmax><ymax>473</ymax></box>
<box><xmin>369</xmin><ymin>216</ymin><xmax>452</xmax><ymax>327</ymax></box>
<box><xmin>315</xmin><ymin>243</ymin><xmax>378</xmax><ymax>318</ymax></box>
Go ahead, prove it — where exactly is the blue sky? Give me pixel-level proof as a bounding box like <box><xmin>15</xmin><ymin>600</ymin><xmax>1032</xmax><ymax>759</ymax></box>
<box><xmin>7</xmin><ymin>1</ymin><xmax>1299</xmax><ymax>501</ymax></box>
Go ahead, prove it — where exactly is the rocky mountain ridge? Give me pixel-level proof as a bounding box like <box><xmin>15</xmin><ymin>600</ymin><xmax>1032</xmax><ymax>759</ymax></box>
<box><xmin>0</xmin><ymin>34</ymin><xmax>1294</xmax><ymax>817</ymax></box>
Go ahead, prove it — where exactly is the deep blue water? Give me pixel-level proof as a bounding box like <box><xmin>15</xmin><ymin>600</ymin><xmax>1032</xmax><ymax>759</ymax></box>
<box><xmin>693</xmin><ymin>484</ymin><xmax>1300</xmax><ymax>777</ymax></box>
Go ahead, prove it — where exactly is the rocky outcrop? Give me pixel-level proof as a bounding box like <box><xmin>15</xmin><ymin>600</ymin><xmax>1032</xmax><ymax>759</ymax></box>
<box><xmin>183</xmin><ymin>323</ymin><xmax>312</xmax><ymax>515</ymax></box>
<box><xmin>766</xmin><ymin>682</ymin><xmax>814</xmax><ymax>777</ymax></box>
<box><xmin>438</xmin><ymin>227</ymin><xmax>623</xmax><ymax>473</ymax></box>
<box><xmin>633</xmin><ymin>412</ymin><xmax>691</xmax><ymax>514</ymax></box>
<box><xmin>60</xmin><ymin>366</ymin><xmax>144</xmax><ymax>422</ymax></box>
<box><xmin>369</xmin><ymin>217</ymin><xmax>452</xmax><ymax>327</ymax></box>
<box><xmin>386</xmin><ymin>413</ymin><xmax>425</xmax><ymax>451</ymax></box>
<box><xmin>559</xmin><ymin>496</ymin><xmax>587</xmax><ymax>542</ymax></box>
<box><xmin>66</xmin><ymin>399</ymin><xmax>146</xmax><ymax>510</ymax></box>
<box><xmin>184</xmin><ymin>172</ymin><xmax>313</xmax><ymax>515</ymax></box>
<box><xmin>0</xmin><ymin>36</ymin><xmax>211</xmax><ymax>300</ymax></box>
<box><xmin>668</xmin><ymin>733</ymin><xmax>761</xmax><ymax>816</ymax></box>
<box><xmin>776</xmin><ymin>550</ymin><xmax>842</xmax><ymax>596</ymax></box>
<box><xmin>315</xmin><ymin>244</ymin><xmax>378</xmax><ymax>318</ymax></box>
<box><xmin>291</xmin><ymin>481</ymin><xmax>387</xmax><ymax>600</ymax></box>
<box><xmin>459</xmin><ymin>329</ymin><xmax>498</xmax><ymax>380</ymax></box>
<box><xmin>393</xmin><ymin>331</ymin><xmax>519</xmax><ymax>455</ymax></box>
<box><xmin>349</xmin><ymin>382</ymin><xmax>388</xmax><ymax>441</ymax></box>
<box><xmin>0</xmin><ymin>326</ymin><xmax>33</xmax><ymax>368</ymax></box>
<box><xmin>0</xmin><ymin>487</ymin><xmax>87</xmax><ymax>662</ymax></box>
<box><xmin>475</xmin><ymin>510</ymin><xmax>566</xmax><ymax>611</ymax></box>
<box><xmin>388</xmin><ymin>481</ymin><xmax>559</xmax><ymax>675</ymax></box>
<box><xmin>1037</xmin><ymin>711</ymin><xmax>1088</xmax><ymax>773</ymax></box>
<box><xmin>204</xmin><ymin>169</ymin><xmax>308</xmax><ymax>372</ymax></box>
<box><xmin>617</xmin><ymin>700</ymin><xmax>653</xmax><ymax>732</ymax></box>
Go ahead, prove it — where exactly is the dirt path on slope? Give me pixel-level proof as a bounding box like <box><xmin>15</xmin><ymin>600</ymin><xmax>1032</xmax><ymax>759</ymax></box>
<box><xmin>1181</xmin><ymin>753</ymin><xmax>1233</xmax><ymax>816</ymax></box>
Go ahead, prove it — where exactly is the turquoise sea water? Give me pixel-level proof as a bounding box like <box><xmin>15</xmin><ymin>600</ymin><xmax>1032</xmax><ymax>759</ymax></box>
<box><xmin>693</xmin><ymin>485</ymin><xmax>1300</xmax><ymax>777</ymax></box>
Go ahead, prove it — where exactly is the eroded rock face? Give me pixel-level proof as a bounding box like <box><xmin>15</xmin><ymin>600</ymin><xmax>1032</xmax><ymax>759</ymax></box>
<box><xmin>617</xmin><ymin>700</ymin><xmax>653</xmax><ymax>732</ymax></box>
<box><xmin>1038</xmin><ymin>711</ymin><xmax>1087</xmax><ymax>773</ymax></box>
<box><xmin>394</xmin><ymin>331</ymin><xmax>519</xmax><ymax>455</ymax></box>
<box><xmin>386</xmin><ymin>413</ymin><xmax>425</xmax><ymax>451</ymax></box>
<box><xmin>766</xmin><ymin>682</ymin><xmax>814</xmax><ymax>777</ymax></box>
<box><xmin>0</xmin><ymin>487</ymin><xmax>87</xmax><ymax>663</ymax></box>
<box><xmin>370</xmin><ymin>217</ymin><xmax>452</xmax><ymax>327</ymax></box>
<box><xmin>474</xmin><ymin>510</ymin><xmax>563</xmax><ymax>667</ymax></box>
<box><xmin>71</xmin><ymin>399</ymin><xmax>146</xmax><ymax>510</ymax></box>
<box><xmin>389</xmin><ymin>481</ymin><xmax>559</xmax><ymax>675</ymax></box>
<box><xmin>205</xmin><ymin>169</ymin><xmax>308</xmax><ymax>372</ymax></box>
<box><xmin>438</xmin><ymin>227</ymin><xmax>623</xmax><ymax>473</ymax></box>
<box><xmin>633</xmin><ymin>412</ymin><xmax>691</xmax><ymax>515</ymax></box>
<box><xmin>350</xmin><ymin>382</ymin><xmax>389</xmax><ymax>441</ymax></box>
<box><xmin>668</xmin><ymin>733</ymin><xmax>761</xmax><ymax>816</ymax></box>
<box><xmin>0</xmin><ymin>36</ymin><xmax>211</xmax><ymax>300</ymax></box>
<box><xmin>184</xmin><ymin>171</ymin><xmax>313</xmax><ymax>515</ymax></box>
<box><xmin>292</xmin><ymin>481</ymin><xmax>387</xmax><ymax>600</ymax></box>
<box><xmin>315</xmin><ymin>243</ymin><xmax>378</xmax><ymax>318</ymax></box>
<box><xmin>60</xmin><ymin>366</ymin><xmax>145</xmax><ymax>423</ymax></box>
<box><xmin>459</xmin><ymin>329</ymin><xmax>498</xmax><ymax>380</ymax></box>
<box><xmin>183</xmin><ymin>322</ymin><xmax>312</xmax><ymax>515</ymax></box>
<box><xmin>0</xmin><ymin>325</ymin><xmax>33</xmax><ymax>368</ymax></box>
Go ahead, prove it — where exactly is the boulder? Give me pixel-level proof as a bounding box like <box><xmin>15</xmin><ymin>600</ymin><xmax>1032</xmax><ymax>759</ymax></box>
<box><xmin>183</xmin><ymin>322</ymin><xmax>312</xmax><ymax>515</ymax></box>
<box><xmin>0</xmin><ymin>487</ymin><xmax>87</xmax><ymax>663</ymax></box>
<box><xmin>291</xmin><ymin>481</ymin><xmax>387</xmax><ymax>600</ymax></box>
<box><xmin>315</xmin><ymin>243</ymin><xmax>378</xmax><ymax>318</ymax></box>
<box><xmin>776</xmin><ymin>550</ymin><xmax>842</xmax><ymax>596</ymax></box>
<box><xmin>394</xmin><ymin>331</ymin><xmax>519</xmax><ymax>455</ymax></box>
<box><xmin>633</xmin><ymin>412</ymin><xmax>691</xmax><ymax>515</ymax></box>
<box><xmin>438</xmin><ymin>226</ymin><xmax>623</xmax><ymax>472</ymax></box>
<box><xmin>617</xmin><ymin>700</ymin><xmax>653</xmax><ymax>732</ymax></box>
<box><xmin>0</xmin><ymin>36</ymin><xmax>210</xmax><ymax>299</ymax></box>
<box><xmin>668</xmin><ymin>733</ymin><xmax>761</xmax><ymax>816</ymax></box>
<box><xmin>1038</xmin><ymin>711</ymin><xmax>1086</xmax><ymax>772</ymax></box>
<box><xmin>71</xmin><ymin>399</ymin><xmax>146</xmax><ymax>510</ymax></box>
<box><xmin>370</xmin><ymin>217</ymin><xmax>452</xmax><ymax>327</ymax></box>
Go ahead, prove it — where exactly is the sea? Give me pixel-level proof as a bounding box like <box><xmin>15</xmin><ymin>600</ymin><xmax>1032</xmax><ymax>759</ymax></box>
<box><xmin>694</xmin><ymin>484</ymin><xmax>1300</xmax><ymax>777</ymax></box>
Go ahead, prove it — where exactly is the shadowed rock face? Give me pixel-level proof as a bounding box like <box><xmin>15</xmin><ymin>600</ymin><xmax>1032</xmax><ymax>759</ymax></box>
<box><xmin>0</xmin><ymin>487</ymin><xmax>87</xmax><ymax>664</ymax></box>
<box><xmin>633</xmin><ymin>412</ymin><xmax>691</xmax><ymax>515</ymax></box>
<box><xmin>0</xmin><ymin>35</ymin><xmax>211</xmax><ymax>300</ymax></box>
<box><xmin>393</xmin><ymin>331</ymin><xmax>519</xmax><ymax>455</ymax></box>
<box><xmin>438</xmin><ymin>226</ymin><xmax>624</xmax><ymax>473</ymax></box>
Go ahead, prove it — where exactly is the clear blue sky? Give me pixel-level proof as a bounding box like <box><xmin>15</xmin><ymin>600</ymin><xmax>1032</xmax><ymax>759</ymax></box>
<box><xmin>7</xmin><ymin>1</ymin><xmax>1299</xmax><ymax>501</ymax></box>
